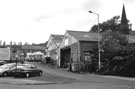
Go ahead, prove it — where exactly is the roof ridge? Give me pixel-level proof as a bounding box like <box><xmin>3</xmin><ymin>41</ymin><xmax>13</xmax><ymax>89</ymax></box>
<box><xmin>51</xmin><ymin>34</ymin><xmax>64</xmax><ymax>36</ymax></box>
<box><xmin>67</xmin><ymin>30</ymin><xmax>93</xmax><ymax>33</ymax></box>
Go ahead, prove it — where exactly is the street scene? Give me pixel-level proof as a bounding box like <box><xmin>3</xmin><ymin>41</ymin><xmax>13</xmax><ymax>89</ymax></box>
<box><xmin>0</xmin><ymin>0</ymin><xmax>135</xmax><ymax>89</ymax></box>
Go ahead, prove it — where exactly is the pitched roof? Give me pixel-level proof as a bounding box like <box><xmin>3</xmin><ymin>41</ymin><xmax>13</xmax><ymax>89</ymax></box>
<box><xmin>51</xmin><ymin>34</ymin><xmax>64</xmax><ymax>40</ymax></box>
<box><xmin>67</xmin><ymin>30</ymin><xmax>102</xmax><ymax>42</ymax></box>
<box><xmin>121</xmin><ymin>4</ymin><xmax>128</xmax><ymax>24</ymax></box>
<box><xmin>51</xmin><ymin>34</ymin><xmax>64</xmax><ymax>44</ymax></box>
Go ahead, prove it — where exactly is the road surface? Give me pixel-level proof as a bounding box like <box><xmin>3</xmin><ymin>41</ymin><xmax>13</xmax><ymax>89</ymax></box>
<box><xmin>0</xmin><ymin>62</ymin><xmax>135</xmax><ymax>89</ymax></box>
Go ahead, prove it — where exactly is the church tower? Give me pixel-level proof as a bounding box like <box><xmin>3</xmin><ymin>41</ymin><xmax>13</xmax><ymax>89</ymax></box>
<box><xmin>119</xmin><ymin>4</ymin><xmax>130</xmax><ymax>34</ymax></box>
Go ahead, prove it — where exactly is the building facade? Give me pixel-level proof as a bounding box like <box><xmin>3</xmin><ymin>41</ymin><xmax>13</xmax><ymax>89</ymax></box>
<box><xmin>46</xmin><ymin>34</ymin><xmax>64</xmax><ymax>65</ymax></box>
<box><xmin>58</xmin><ymin>30</ymin><xmax>102</xmax><ymax>72</ymax></box>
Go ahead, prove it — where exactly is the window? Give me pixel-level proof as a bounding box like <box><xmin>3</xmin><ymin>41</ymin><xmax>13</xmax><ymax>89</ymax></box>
<box><xmin>65</xmin><ymin>37</ymin><xmax>68</xmax><ymax>46</ymax></box>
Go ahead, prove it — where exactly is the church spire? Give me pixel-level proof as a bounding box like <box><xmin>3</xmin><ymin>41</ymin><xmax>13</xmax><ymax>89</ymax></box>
<box><xmin>121</xmin><ymin>4</ymin><xmax>128</xmax><ymax>24</ymax></box>
<box><xmin>119</xmin><ymin>4</ymin><xmax>129</xmax><ymax>34</ymax></box>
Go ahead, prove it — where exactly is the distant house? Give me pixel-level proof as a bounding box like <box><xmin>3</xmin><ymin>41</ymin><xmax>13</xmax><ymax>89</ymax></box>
<box><xmin>21</xmin><ymin>45</ymin><xmax>45</xmax><ymax>56</ymax></box>
<box><xmin>58</xmin><ymin>30</ymin><xmax>102</xmax><ymax>70</ymax></box>
<box><xmin>22</xmin><ymin>45</ymin><xmax>45</xmax><ymax>52</ymax></box>
<box><xmin>46</xmin><ymin>34</ymin><xmax>64</xmax><ymax>64</ymax></box>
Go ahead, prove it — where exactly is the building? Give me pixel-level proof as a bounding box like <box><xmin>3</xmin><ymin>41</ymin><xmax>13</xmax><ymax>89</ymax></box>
<box><xmin>119</xmin><ymin>4</ymin><xmax>131</xmax><ymax>34</ymax></box>
<box><xmin>21</xmin><ymin>45</ymin><xmax>45</xmax><ymax>53</ymax></box>
<box><xmin>46</xmin><ymin>34</ymin><xmax>64</xmax><ymax>65</ymax></box>
<box><xmin>0</xmin><ymin>47</ymin><xmax>10</xmax><ymax>61</ymax></box>
<box><xmin>58</xmin><ymin>30</ymin><xmax>102</xmax><ymax>71</ymax></box>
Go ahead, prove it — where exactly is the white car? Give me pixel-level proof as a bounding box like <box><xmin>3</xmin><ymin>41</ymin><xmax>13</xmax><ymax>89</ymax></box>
<box><xmin>0</xmin><ymin>63</ymin><xmax>17</xmax><ymax>77</ymax></box>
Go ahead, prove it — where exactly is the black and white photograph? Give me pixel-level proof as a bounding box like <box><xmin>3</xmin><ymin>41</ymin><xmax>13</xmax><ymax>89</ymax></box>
<box><xmin>0</xmin><ymin>0</ymin><xmax>135</xmax><ymax>89</ymax></box>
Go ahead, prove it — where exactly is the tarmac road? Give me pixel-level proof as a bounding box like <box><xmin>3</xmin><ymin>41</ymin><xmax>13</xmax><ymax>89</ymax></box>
<box><xmin>1</xmin><ymin>62</ymin><xmax>135</xmax><ymax>89</ymax></box>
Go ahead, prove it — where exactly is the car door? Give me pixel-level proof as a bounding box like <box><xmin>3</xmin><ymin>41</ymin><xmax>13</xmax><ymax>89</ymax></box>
<box><xmin>29</xmin><ymin>65</ymin><xmax>38</xmax><ymax>75</ymax></box>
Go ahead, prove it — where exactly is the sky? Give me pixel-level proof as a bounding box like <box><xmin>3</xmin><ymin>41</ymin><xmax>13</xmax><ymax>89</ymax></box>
<box><xmin>0</xmin><ymin>0</ymin><xmax>135</xmax><ymax>44</ymax></box>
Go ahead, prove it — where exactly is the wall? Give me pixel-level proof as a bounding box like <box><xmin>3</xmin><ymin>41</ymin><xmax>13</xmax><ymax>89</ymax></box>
<box><xmin>71</xmin><ymin>42</ymin><xmax>79</xmax><ymax>63</ymax></box>
<box><xmin>58</xmin><ymin>32</ymin><xmax>78</xmax><ymax>67</ymax></box>
<box><xmin>80</xmin><ymin>41</ymin><xmax>97</xmax><ymax>62</ymax></box>
<box><xmin>49</xmin><ymin>48</ymin><xmax>58</xmax><ymax>61</ymax></box>
<box><xmin>60</xmin><ymin>32</ymin><xmax>78</xmax><ymax>49</ymax></box>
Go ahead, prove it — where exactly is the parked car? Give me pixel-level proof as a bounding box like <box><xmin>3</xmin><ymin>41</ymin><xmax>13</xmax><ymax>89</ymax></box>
<box><xmin>0</xmin><ymin>63</ymin><xmax>17</xmax><ymax>77</ymax></box>
<box><xmin>12</xmin><ymin>63</ymin><xmax>43</xmax><ymax>78</ymax></box>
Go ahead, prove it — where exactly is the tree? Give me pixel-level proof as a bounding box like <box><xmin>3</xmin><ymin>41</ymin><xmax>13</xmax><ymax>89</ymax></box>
<box><xmin>101</xmin><ymin>31</ymin><xmax>128</xmax><ymax>60</ymax></box>
<box><xmin>90</xmin><ymin>16</ymin><xmax>131</xmax><ymax>33</ymax></box>
<box><xmin>10</xmin><ymin>41</ymin><xmax>12</xmax><ymax>46</ymax></box>
<box><xmin>13</xmin><ymin>41</ymin><xmax>17</xmax><ymax>45</ymax></box>
<box><xmin>2</xmin><ymin>41</ymin><xmax>6</xmax><ymax>47</ymax></box>
<box><xmin>99</xmin><ymin>31</ymin><xmax>135</xmax><ymax>76</ymax></box>
<box><xmin>24</xmin><ymin>42</ymin><xmax>29</xmax><ymax>45</ymax></box>
<box><xmin>18</xmin><ymin>42</ymin><xmax>22</xmax><ymax>46</ymax></box>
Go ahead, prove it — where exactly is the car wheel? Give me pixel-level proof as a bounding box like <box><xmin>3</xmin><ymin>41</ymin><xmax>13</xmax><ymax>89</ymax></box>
<box><xmin>38</xmin><ymin>72</ymin><xmax>42</xmax><ymax>76</ymax></box>
<box><xmin>26</xmin><ymin>73</ymin><xmax>29</xmax><ymax>78</ymax></box>
<box><xmin>3</xmin><ymin>72</ymin><xmax>8</xmax><ymax>77</ymax></box>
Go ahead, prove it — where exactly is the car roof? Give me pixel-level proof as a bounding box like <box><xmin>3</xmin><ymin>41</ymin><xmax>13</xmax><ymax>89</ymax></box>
<box><xmin>3</xmin><ymin>63</ymin><xmax>17</xmax><ymax>66</ymax></box>
<box><xmin>18</xmin><ymin>63</ymin><xmax>36</xmax><ymax>67</ymax></box>
<box><xmin>4</xmin><ymin>63</ymin><xmax>16</xmax><ymax>65</ymax></box>
<box><xmin>18</xmin><ymin>63</ymin><xmax>34</xmax><ymax>66</ymax></box>
<box><xmin>17</xmin><ymin>64</ymin><xmax>37</xmax><ymax>70</ymax></box>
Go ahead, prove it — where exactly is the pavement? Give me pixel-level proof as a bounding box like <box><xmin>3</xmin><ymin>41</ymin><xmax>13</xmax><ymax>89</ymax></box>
<box><xmin>0</xmin><ymin>78</ymin><xmax>56</xmax><ymax>85</ymax></box>
<box><xmin>101</xmin><ymin>75</ymin><xmax>135</xmax><ymax>81</ymax></box>
<box><xmin>1</xmin><ymin>74</ymin><xmax>135</xmax><ymax>85</ymax></box>
<box><xmin>37</xmin><ymin>63</ymin><xmax>135</xmax><ymax>82</ymax></box>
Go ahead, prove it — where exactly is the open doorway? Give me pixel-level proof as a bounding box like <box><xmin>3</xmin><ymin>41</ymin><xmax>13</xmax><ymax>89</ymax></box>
<box><xmin>60</xmin><ymin>47</ymin><xmax>71</xmax><ymax>68</ymax></box>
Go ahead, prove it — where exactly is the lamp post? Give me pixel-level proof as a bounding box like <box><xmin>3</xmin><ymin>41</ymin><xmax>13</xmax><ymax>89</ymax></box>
<box><xmin>89</xmin><ymin>11</ymin><xmax>101</xmax><ymax>70</ymax></box>
<box><xmin>15</xmin><ymin>54</ymin><xmax>18</xmax><ymax>78</ymax></box>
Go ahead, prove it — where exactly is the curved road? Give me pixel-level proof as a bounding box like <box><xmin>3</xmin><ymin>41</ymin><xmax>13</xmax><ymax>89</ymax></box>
<box><xmin>1</xmin><ymin>61</ymin><xmax>135</xmax><ymax>89</ymax></box>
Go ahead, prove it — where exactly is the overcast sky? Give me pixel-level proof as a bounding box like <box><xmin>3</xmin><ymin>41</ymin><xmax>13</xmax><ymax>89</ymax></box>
<box><xmin>0</xmin><ymin>0</ymin><xmax>135</xmax><ymax>44</ymax></box>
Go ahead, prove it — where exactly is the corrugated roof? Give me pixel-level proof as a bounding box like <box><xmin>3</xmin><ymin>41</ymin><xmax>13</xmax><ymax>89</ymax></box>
<box><xmin>67</xmin><ymin>30</ymin><xmax>102</xmax><ymax>42</ymax></box>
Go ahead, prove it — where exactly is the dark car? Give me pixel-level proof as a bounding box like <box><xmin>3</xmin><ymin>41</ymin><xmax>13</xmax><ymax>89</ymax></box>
<box><xmin>12</xmin><ymin>64</ymin><xmax>43</xmax><ymax>78</ymax></box>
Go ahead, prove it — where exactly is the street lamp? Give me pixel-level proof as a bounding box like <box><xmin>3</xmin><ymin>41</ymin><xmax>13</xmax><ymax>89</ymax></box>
<box><xmin>89</xmin><ymin>10</ymin><xmax>101</xmax><ymax>70</ymax></box>
<box><xmin>15</xmin><ymin>54</ymin><xmax>18</xmax><ymax>78</ymax></box>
